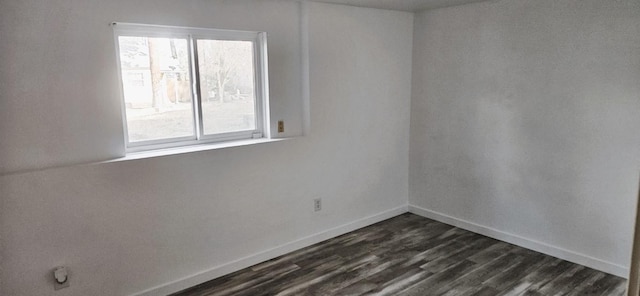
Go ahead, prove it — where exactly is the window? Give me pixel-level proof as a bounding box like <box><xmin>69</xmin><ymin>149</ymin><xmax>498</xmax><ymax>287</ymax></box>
<box><xmin>113</xmin><ymin>23</ymin><xmax>269</xmax><ymax>152</ymax></box>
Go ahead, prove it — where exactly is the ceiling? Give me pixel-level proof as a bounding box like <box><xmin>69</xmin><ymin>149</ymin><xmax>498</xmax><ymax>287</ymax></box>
<box><xmin>310</xmin><ymin>0</ymin><xmax>490</xmax><ymax>12</ymax></box>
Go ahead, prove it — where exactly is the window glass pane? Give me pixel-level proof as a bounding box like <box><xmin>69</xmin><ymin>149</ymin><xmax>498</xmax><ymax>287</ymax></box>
<box><xmin>118</xmin><ymin>36</ymin><xmax>195</xmax><ymax>142</ymax></box>
<box><xmin>196</xmin><ymin>40</ymin><xmax>257</xmax><ymax>135</ymax></box>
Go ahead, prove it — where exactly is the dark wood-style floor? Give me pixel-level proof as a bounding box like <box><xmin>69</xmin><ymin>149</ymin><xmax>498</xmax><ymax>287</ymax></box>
<box><xmin>172</xmin><ymin>213</ymin><xmax>626</xmax><ymax>296</ymax></box>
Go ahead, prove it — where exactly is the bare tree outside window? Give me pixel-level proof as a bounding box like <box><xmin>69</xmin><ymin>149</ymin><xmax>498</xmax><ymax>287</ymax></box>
<box><xmin>197</xmin><ymin>40</ymin><xmax>257</xmax><ymax>135</ymax></box>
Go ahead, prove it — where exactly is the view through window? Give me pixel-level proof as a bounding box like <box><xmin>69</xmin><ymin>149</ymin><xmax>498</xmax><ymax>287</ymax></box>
<box><xmin>119</xmin><ymin>36</ymin><xmax>194</xmax><ymax>142</ymax></box>
<box><xmin>114</xmin><ymin>24</ymin><xmax>267</xmax><ymax>151</ymax></box>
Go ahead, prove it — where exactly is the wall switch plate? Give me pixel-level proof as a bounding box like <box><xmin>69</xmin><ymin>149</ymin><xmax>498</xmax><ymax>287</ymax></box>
<box><xmin>314</xmin><ymin>198</ymin><xmax>322</xmax><ymax>212</ymax></box>
<box><xmin>278</xmin><ymin>120</ymin><xmax>284</xmax><ymax>133</ymax></box>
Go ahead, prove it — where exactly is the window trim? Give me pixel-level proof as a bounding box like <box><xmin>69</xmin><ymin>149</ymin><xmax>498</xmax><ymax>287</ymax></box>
<box><xmin>112</xmin><ymin>22</ymin><xmax>270</xmax><ymax>153</ymax></box>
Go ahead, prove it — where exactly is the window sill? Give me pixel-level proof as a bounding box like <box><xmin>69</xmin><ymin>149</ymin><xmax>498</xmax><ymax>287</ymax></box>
<box><xmin>102</xmin><ymin>137</ymin><xmax>290</xmax><ymax>164</ymax></box>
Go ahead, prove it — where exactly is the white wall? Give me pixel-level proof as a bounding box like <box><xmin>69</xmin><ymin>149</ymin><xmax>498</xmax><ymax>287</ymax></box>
<box><xmin>410</xmin><ymin>0</ymin><xmax>640</xmax><ymax>276</ymax></box>
<box><xmin>0</xmin><ymin>1</ymin><xmax>414</xmax><ymax>295</ymax></box>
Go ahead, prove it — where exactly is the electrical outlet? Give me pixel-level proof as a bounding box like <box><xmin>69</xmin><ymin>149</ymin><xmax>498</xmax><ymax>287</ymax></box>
<box><xmin>278</xmin><ymin>120</ymin><xmax>284</xmax><ymax>133</ymax></box>
<box><xmin>53</xmin><ymin>266</ymin><xmax>70</xmax><ymax>290</ymax></box>
<box><xmin>314</xmin><ymin>198</ymin><xmax>322</xmax><ymax>212</ymax></box>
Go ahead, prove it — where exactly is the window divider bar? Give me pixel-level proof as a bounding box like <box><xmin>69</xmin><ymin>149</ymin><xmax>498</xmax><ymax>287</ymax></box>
<box><xmin>113</xmin><ymin>33</ymin><xmax>132</xmax><ymax>150</ymax></box>
<box><xmin>257</xmin><ymin>32</ymin><xmax>270</xmax><ymax>138</ymax></box>
<box><xmin>190</xmin><ymin>36</ymin><xmax>205</xmax><ymax>140</ymax></box>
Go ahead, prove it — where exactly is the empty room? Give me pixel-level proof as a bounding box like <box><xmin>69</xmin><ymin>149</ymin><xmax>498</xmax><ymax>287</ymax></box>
<box><xmin>1</xmin><ymin>0</ymin><xmax>639</xmax><ymax>295</ymax></box>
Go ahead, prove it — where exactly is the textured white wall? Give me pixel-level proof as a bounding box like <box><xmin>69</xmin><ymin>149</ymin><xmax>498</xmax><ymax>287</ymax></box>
<box><xmin>0</xmin><ymin>1</ymin><xmax>413</xmax><ymax>295</ymax></box>
<box><xmin>410</xmin><ymin>0</ymin><xmax>640</xmax><ymax>273</ymax></box>
<box><xmin>313</xmin><ymin>0</ymin><xmax>488</xmax><ymax>12</ymax></box>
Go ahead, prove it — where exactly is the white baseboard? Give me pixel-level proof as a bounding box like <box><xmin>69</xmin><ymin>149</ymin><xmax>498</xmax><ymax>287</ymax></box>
<box><xmin>408</xmin><ymin>205</ymin><xmax>629</xmax><ymax>278</ymax></box>
<box><xmin>131</xmin><ymin>205</ymin><xmax>408</xmax><ymax>296</ymax></box>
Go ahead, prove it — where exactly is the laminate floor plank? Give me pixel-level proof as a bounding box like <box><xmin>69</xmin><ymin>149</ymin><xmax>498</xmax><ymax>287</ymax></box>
<box><xmin>171</xmin><ymin>213</ymin><xmax>626</xmax><ymax>296</ymax></box>
<box><xmin>335</xmin><ymin>258</ymin><xmax>432</xmax><ymax>296</ymax></box>
<box><xmin>419</xmin><ymin>236</ymin><xmax>498</xmax><ymax>273</ymax></box>
<box><xmin>428</xmin><ymin>252</ymin><xmax>523</xmax><ymax>296</ymax></box>
<box><xmin>599</xmin><ymin>281</ymin><xmax>627</xmax><ymax>296</ymax></box>
<box><xmin>300</xmin><ymin>256</ymin><xmax>394</xmax><ymax>295</ymax></box>
<box><xmin>394</xmin><ymin>259</ymin><xmax>480</xmax><ymax>296</ymax></box>
<box><xmin>569</xmin><ymin>273</ymin><xmax>628</xmax><ymax>296</ymax></box>
<box><xmin>537</xmin><ymin>265</ymin><xmax>600</xmax><ymax>295</ymax></box>
<box><xmin>565</xmin><ymin>272</ymin><xmax>607</xmax><ymax>296</ymax></box>
<box><xmin>495</xmin><ymin>259</ymin><xmax>575</xmax><ymax>296</ymax></box>
<box><xmin>483</xmin><ymin>252</ymin><xmax>551</xmax><ymax>292</ymax></box>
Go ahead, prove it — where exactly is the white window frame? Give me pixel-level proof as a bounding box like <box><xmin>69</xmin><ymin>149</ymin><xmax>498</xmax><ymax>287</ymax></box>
<box><xmin>112</xmin><ymin>23</ymin><xmax>270</xmax><ymax>153</ymax></box>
